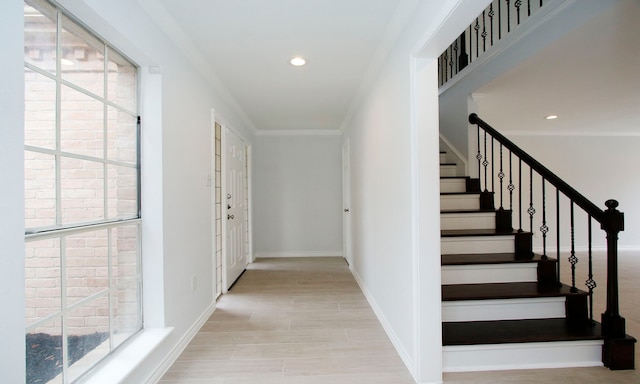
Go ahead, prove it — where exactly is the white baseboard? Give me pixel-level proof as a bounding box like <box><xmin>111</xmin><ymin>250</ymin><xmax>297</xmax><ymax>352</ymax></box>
<box><xmin>349</xmin><ymin>266</ymin><xmax>415</xmax><ymax>376</ymax></box>
<box><xmin>255</xmin><ymin>251</ymin><xmax>343</xmax><ymax>258</ymax></box>
<box><xmin>145</xmin><ymin>302</ymin><xmax>216</xmax><ymax>383</ymax></box>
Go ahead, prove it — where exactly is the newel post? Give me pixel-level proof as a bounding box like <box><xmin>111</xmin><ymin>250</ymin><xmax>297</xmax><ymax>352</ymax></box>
<box><xmin>600</xmin><ymin>200</ymin><xmax>636</xmax><ymax>369</ymax></box>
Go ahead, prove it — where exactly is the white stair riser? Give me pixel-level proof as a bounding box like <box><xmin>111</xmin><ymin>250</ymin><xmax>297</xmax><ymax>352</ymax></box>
<box><xmin>442</xmin><ymin>297</ymin><xmax>566</xmax><ymax>322</ymax></box>
<box><xmin>441</xmin><ymin>212</ymin><xmax>495</xmax><ymax>230</ymax></box>
<box><xmin>440</xmin><ymin>195</ymin><xmax>480</xmax><ymax>210</ymax></box>
<box><xmin>440</xmin><ymin>164</ymin><xmax>457</xmax><ymax>177</ymax></box>
<box><xmin>443</xmin><ymin>341</ymin><xmax>603</xmax><ymax>372</ymax></box>
<box><xmin>440</xmin><ymin>179</ymin><xmax>467</xmax><ymax>193</ymax></box>
<box><xmin>441</xmin><ymin>236</ymin><xmax>514</xmax><ymax>255</ymax></box>
<box><xmin>440</xmin><ymin>153</ymin><xmax>447</xmax><ymax>163</ymax></box>
<box><xmin>441</xmin><ymin>263</ymin><xmax>537</xmax><ymax>284</ymax></box>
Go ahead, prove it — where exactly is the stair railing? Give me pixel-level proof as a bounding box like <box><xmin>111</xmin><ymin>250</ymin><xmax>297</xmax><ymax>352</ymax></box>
<box><xmin>439</xmin><ymin>0</ymin><xmax>547</xmax><ymax>88</ymax></box>
<box><xmin>468</xmin><ymin>113</ymin><xmax>632</xmax><ymax>368</ymax></box>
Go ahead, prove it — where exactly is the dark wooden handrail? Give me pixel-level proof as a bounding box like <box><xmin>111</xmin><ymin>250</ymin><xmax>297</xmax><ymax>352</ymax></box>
<box><xmin>469</xmin><ymin>113</ymin><xmax>605</xmax><ymax>222</ymax></box>
<box><xmin>468</xmin><ymin>113</ymin><xmax>633</xmax><ymax>369</ymax></box>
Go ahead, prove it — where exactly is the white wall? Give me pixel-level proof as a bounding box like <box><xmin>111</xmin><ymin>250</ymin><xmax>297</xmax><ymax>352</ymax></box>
<box><xmin>3</xmin><ymin>0</ymin><xmax>254</xmax><ymax>382</ymax></box>
<box><xmin>0</xmin><ymin>1</ymin><xmax>26</xmax><ymax>381</ymax></box>
<box><xmin>341</xmin><ymin>1</ymin><xmax>490</xmax><ymax>382</ymax></box>
<box><xmin>253</xmin><ymin>134</ymin><xmax>343</xmax><ymax>257</ymax></box>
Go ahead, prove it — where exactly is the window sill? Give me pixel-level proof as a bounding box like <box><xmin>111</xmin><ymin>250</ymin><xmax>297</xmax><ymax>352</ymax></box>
<box><xmin>78</xmin><ymin>327</ymin><xmax>173</xmax><ymax>384</ymax></box>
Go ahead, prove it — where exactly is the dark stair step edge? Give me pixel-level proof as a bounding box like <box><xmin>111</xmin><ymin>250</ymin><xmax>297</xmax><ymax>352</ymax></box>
<box><xmin>441</xmin><ymin>229</ymin><xmax>525</xmax><ymax>237</ymax></box>
<box><xmin>442</xmin><ymin>282</ymin><xmax>586</xmax><ymax>302</ymax></box>
<box><xmin>442</xmin><ymin>252</ymin><xmax>554</xmax><ymax>266</ymax></box>
<box><xmin>442</xmin><ymin>253</ymin><xmax>558</xmax><ymax>285</ymax></box>
<box><xmin>440</xmin><ymin>208</ymin><xmax>499</xmax><ymax>214</ymax></box>
<box><xmin>442</xmin><ymin>318</ymin><xmax>603</xmax><ymax>346</ymax></box>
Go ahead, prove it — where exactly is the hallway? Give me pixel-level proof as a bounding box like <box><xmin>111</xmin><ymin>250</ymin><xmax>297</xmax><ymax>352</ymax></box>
<box><xmin>159</xmin><ymin>257</ymin><xmax>416</xmax><ymax>383</ymax></box>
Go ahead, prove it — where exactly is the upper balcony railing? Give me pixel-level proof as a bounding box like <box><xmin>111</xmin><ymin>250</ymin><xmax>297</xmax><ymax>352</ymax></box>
<box><xmin>438</xmin><ymin>0</ymin><xmax>546</xmax><ymax>88</ymax></box>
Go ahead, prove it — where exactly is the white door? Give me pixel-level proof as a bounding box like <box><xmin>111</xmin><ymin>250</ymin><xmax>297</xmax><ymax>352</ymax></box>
<box><xmin>342</xmin><ymin>140</ymin><xmax>352</xmax><ymax>266</ymax></box>
<box><xmin>223</xmin><ymin>128</ymin><xmax>247</xmax><ymax>291</ymax></box>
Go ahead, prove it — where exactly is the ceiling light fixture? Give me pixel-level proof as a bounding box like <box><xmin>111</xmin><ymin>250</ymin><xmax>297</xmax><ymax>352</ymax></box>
<box><xmin>545</xmin><ymin>115</ymin><xmax>558</xmax><ymax>120</ymax></box>
<box><xmin>290</xmin><ymin>57</ymin><xmax>306</xmax><ymax>66</ymax></box>
<box><xmin>61</xmin><ymin>58</ymin><xmax>74</xmax><ymax>66</ymax></box>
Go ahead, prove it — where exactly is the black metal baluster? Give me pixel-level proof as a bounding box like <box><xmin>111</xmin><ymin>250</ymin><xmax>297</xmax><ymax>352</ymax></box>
<box><xmin>469</xmin><ymin>25</ymin><xmax>473</xmax><ymax>63</ymax></box>
<box><xmin>569</xmin><ymin>201</ymin><xmax>578</xmax><ymax>293</ymax></box>
<box><xmin>491</xmin><ymin>138</ymin><xmax>495</xmax><ymax>194</ymax></box>
<box><xmin>508</xmin><ymin>151</ymin><xmax>514</xmax><ymax>211</ymax></box>
<box><xmin>527</xmin><ymin>167</ymin><xmax>535</xmax><ymax>233</ymax></box>
<box><xmin>518</xmin><ymin>158</ymin><xmax>522</xmax><ymax>231</ymax></box>
<box><xmin>498</xmin><ymin>0</ymin><xmax>502</xmax><ymax>40</ymax></box>
<box><xmin>474</xmin><ymin>18</ymin><xmax>480</xmax><ymax>58</ymax></box>
<box><xmin>556</xmin><ymin>189</ymin><xmax>561</xmax><ymax>283</ymax></box>
<box><xmin>483</xmin><ymin>131</ymin><xmax>489</xmax><ymax>192</ymax></box>
<box><xmin>482</xmin><ymin>11</ymin><xmax>487</xmax><ymax>53</ymax></box>
<box><xmin>442</xmin><ymin>51</ymin><xmax>448</xmax><ymax>82</ymax></box>
<box><xmin>540</xmin><ymin>178</ymin><xmax>548</xmax><ymax>259</ymax></box>
<box><xmin>453</xmin><ymin>39</ymin><xmax>459</xmax><ymax>74</ymax></box>
<box><xmin>527</xmin><ymin>0</ymin><xmax>531</xmax><ymax>17</ymax></box>
<box><xmin>498</xmin><ymin>144</ymin><xmax>505</xmax><ymax>209</ymax></box>
<box><xmin>448</xmin><ymin>46</ymin><xmax>454</xmax><ymax>80</ymax></box>
<box><xmin>506</xmin><ymin>0</ymin><xmax>511</xmax><ymax>33</ymax></box>
<box><xmin>586</xmin><ymin>215</ymin><xmax>596</xmax><ymax>322</ymax></box>
<box><xmin>489</xmin><ymin>3</ymin><xmax>495</xmax><ymax>46</ymax></box>
<box><xmin>515</xmin><ymin>0</ymin><xmax>522</xmax><ymax>25</ymax></box>
<box><xmin>476</xmin><ymin>126</ymin><xmax>482</xmax><ymax>189</ymax></box>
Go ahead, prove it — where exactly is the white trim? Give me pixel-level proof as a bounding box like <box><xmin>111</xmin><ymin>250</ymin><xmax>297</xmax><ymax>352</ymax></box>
<box><xmin>255</xmin><ymin>129</ymin><xmax>342</xmax><ymax>136</ymax></box>
<box><xmin>255</xmin><ymin>251</ymin><xmax>343</xmax><ymax>258</ymax></box>
<box><xmin>77</xmin><ymin>327</ymin><xmax>173</xmax><ymax>384</ymax></box>
<box><xmin>144</xmin><ymin>303</ymin><xmax>216</xmax><ymax>384</ymax></box>
<box><xmin>350</xmin><ymin>266</ymin><xmax>415</xmax><ymax>374</ymax></box>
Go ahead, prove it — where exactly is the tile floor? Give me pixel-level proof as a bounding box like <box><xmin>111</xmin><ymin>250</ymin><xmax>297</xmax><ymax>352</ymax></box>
<box><xmin>160</xmin><ymin>253</ymin><xmax>639</xmax><ymax>383</ymax></box>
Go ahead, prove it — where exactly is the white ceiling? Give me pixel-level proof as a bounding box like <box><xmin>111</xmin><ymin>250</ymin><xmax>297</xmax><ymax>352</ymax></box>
<box><xmin>142</xmin><ymin>0</ymin><xmax>413</xmax><ymax>132</ymax></box>
<box><xmin>475</xmin><ymin>0</ymin><xmax>640</xmax><ymax>135</ymax></box>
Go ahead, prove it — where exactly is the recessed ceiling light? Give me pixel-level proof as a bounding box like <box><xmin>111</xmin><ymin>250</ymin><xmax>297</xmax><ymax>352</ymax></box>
<box><xmin>290</xmin><ymin>57</ymin><xmax>306</xmax><ymax>66</ymax></box>
<box><xmin>545</xmin><ymin>115</ymin><xmax>558</xmax><ymax>120</ymax></box>
<box><xmin>61</xmin><ymin>58</ymin><xmax>74</xmax><ymax>66</ymax></box>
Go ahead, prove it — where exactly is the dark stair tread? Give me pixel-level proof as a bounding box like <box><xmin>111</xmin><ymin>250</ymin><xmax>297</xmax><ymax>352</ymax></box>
<box><xmin>441</xmin><ymin>208</ymin><xmax>499</xmax><ymax>214</ymax></box>
<box><xmin>442</xmin><ymin>253</ymin><xmax>554</xmax><ymax>265</ymax></box>
<box><xmin>440</xmin><ymin>191</ymin><xmax>483</xmax><ymax>196</ymax></box>
<box><xmin>441</xmin><ymin>228</ymin><xmax>525</xmax><ymax>237</ymax></box>
<box><xmin>440</xmin><ymin>176</ymin><xmax>470</xmax><ymax>180</ymax></box>
<box><xmin>442</xmin><ymin>282</ymin><xmax>586</xmax><ymax>301</ymax></box>
<box><xmin>440</xmin><ymin>162</ymin><xmax>457</xmax><ymax>166</ymax></box>
<box><xmin>443</xmin><ymin>318</ymin><xmax>603</xmax><ymax>346</ymax></box>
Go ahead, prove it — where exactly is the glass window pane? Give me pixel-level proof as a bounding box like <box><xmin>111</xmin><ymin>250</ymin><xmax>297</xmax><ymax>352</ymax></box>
<box><xmin>25</xmin><ymin>238</ymin><xmax>61</xmax><ymax>327</ymax></box>
<box><xmin>25</xmin><ymin>68</ymin><xmax>56</xmax><ymax>150</ymax></box>
<box><xmin>26</xmin><ymin>317</ymin><xmax>64</xmax><ymax>384</ymax></box>
<box><xmin>107</xmin><ymin>107</ymin><xmax>137</xmax><ymax>164</ymax></box>
<box><xmin>60</xmin><ymin>157</ymin><xmax>104</xmax><ymax>225</ymax></box>
<box><xmin>107</xmin><ymin>49</ymin><xmax>137</xmax><ymax>112</ymax></box>
<box><xmin>24</xmin><ymin>0</ymin><xmax>57</xmax><ymax>74</ymax></box>
<box><xmin>60</xmin><ymin>85</ymin><xmax>104</xmax><ymax>158</ymax></box>
<box><xmin>66</xmin><ymin>297</ymin><xmax>110</xmax><ymax>383</ymax></box>
<box><xmin>25</xmin><ymin>151</ymin><xmax>56</xmax><ymax>229</ymax></box>
<box><xmin>111</xmin><ymin>225</ymin><xmax>139</xmax><ymax>285</ymax></box>
<box><xmin>65</xmin><ymin>230</ymin><xmax>109</xmax><ymax>306</ymax></box>
<box><xmin>112</xmin><ymin>280</ymin><xmax>141</xmax><ymax>350</ymax></box>
<box><xmin>61</xmin><ymin>15</ymin><xmax>105</xmax><ymax>97</ymax></box>
<box><xmin>107</xmin><ymin>164</ymin><xmax>138</xmax><ymax>219</ymax></box>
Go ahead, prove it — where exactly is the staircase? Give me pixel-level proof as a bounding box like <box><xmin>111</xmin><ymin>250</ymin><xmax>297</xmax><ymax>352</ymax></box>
<box><xmin>439</xmin><ymin>150</ymin><xmax>605</xmax><ymax>372</ymax></box>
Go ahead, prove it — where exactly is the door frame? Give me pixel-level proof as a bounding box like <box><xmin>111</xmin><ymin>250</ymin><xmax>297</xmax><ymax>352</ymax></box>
<box><xmin>220</xmin><ymin>124</ymin><xmax>252</xmax><ymax>293</ymax></box>
<box><xmin>342</xmin><ymin>139</ymin><xmax>353</xmax><ymax>267</ymax></box>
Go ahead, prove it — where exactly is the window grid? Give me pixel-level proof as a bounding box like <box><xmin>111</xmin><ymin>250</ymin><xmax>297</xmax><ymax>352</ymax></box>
<box><xmin>24</xmin><ymin>0</ymin><xmax>141</xmax><ymax>382</ymax></box>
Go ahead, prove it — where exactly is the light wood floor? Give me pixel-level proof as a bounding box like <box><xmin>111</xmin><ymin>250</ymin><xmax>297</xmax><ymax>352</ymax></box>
<box><xmin>159</xmin><ymin>257</ymin><xmax>416</xmax><ymax>383</ymax></box>
<box><xmin>160</xmin><ymin>254</ymin><xmax>639</xmax><ymax>383</ymax></box>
